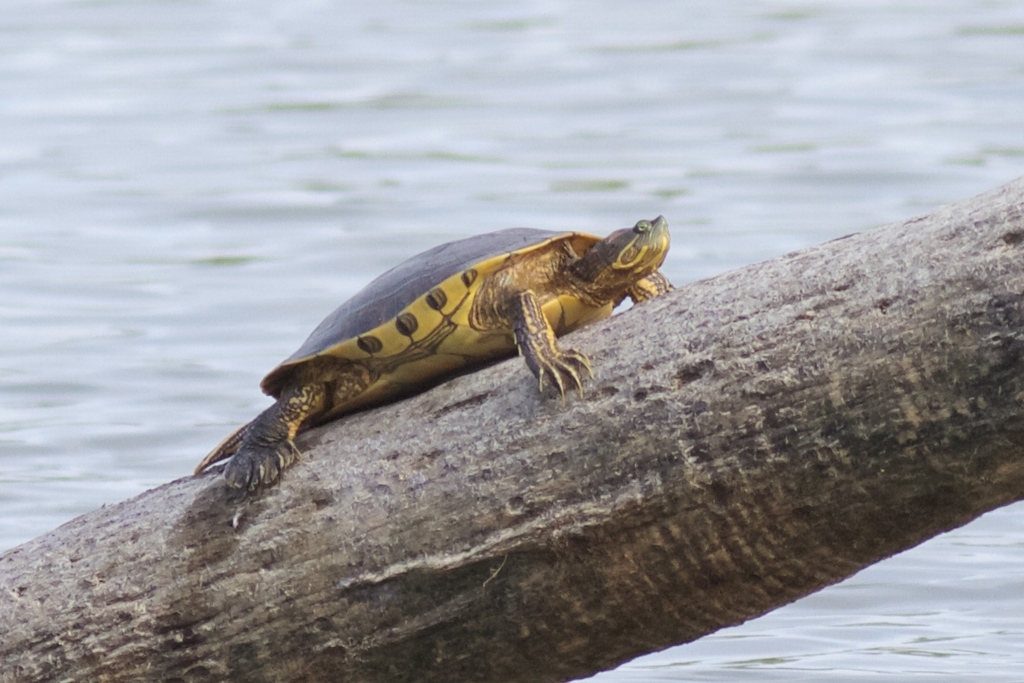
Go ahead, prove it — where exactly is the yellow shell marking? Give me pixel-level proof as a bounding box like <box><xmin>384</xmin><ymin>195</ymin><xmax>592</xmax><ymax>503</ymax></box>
<box><xmin>294</xmin><ymin>233</ymin><xmax>613</xmax><ymax>422</ymax></box>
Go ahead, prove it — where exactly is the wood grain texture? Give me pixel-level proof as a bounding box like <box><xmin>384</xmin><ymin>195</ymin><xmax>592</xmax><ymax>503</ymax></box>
<box><xmin>2</xmin><ymin>178</ymin><xmax>1023</xmax><ymax>683</ymax></box>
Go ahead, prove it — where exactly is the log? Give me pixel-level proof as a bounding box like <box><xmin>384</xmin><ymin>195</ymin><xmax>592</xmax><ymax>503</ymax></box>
<box><xmin>2</xmin><ymin>178</ymin><xmax>1024</xmax><ymax>683</ymax></box>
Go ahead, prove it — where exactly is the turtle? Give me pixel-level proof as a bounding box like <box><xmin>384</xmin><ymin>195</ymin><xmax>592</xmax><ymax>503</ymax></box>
<box><xmin>195</xmin><ymin>215</ymin><xmax>672</xmax><ymax>491</ymax></box>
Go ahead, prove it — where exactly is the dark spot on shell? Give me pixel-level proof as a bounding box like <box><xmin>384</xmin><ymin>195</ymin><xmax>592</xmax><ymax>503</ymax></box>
<box><xmin>633</xmin><ymin>388</ymin><xmax>649</xmax><ymax>401</ymax></box>
<box><xmin>396</xmin><ymin>312</ymin><xmax>418</xmax><ymax>336</ymax></box>
<box><xmin>877</xmin><ymin>297</ymin><xmax>894</xmax><ymax>314</ymax></box>
<box><xmin>461</xmin><ymin>268</ymin><xmax>478</xmax><ymax>288</ymax></box>
<box><xmin>426</xmin><ymin>287</ymin><xmax>448</xmax><ymax>311</ymax></box>
<box><xmin>357</xmin><ymin>335</ymin><xmax>383</xmax><ymax>354</ymax></box>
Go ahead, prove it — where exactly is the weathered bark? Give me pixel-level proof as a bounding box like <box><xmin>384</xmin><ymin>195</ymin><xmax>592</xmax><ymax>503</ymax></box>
<box><xmin>3</xmin><ymin>179</ymin><xmax>1024</xmax><ymax>683</ymax></box>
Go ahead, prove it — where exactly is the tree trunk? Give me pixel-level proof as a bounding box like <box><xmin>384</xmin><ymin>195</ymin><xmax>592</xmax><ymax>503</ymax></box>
<box><xmin>3</xmin><ymin>179</ymin><xmax>1024</xmax><ymax>683</ymax></box>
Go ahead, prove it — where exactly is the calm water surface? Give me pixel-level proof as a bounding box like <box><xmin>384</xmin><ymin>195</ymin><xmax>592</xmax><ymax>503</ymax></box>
<box><xmin>2</xmin><ymin>1</ymin><xmax>1024</xmax><ymax>680</ymax></box>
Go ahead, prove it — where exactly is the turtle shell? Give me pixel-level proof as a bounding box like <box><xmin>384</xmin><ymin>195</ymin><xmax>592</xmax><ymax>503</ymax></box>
<box><xmin>260</xmin><ymin>228</ymin><xmax>609</xmax><ymax>400</ymax></box>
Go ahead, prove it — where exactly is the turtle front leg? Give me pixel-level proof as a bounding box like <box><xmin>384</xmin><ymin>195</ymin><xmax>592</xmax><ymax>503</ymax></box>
<box><xmin>223</xmin><ymin>383</ymin><xmax>329</xmax><ymax>491</ymax></box>
<box><xmin>512</xmin><ymin>290</ymin><xmax>593</xmax><ymax>399</ymax></box>
<box><xmin>627</xmin><ymin>270</ymin><xmax>673</xmax><ymax>303</ymax></box>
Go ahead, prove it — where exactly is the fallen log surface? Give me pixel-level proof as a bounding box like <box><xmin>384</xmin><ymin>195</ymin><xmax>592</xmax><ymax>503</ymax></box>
<box><xmin>2</xmin><ymin>179</ymin><xmax>1024</xmax><ymax>683</ymax></box>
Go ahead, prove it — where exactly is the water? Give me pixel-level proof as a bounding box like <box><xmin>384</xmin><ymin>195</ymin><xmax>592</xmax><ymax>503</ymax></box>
<box><xmin>2</xmin><ymin>0</ymin><xmax>1023</xmax><ymax>679</ymax></box>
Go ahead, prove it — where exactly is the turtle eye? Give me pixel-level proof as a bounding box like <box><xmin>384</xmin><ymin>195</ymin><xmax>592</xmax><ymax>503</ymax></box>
<box><xmin>633</xmin><ymin>220</ymin><xmax>651</xmax><ymax>234</ymax></box>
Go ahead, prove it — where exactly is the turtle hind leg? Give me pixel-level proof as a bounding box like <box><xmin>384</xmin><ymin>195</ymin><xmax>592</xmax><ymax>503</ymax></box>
<box><xmin>223</xmin><ymin>383</ymin><xmax>329</xmax><ymax>491</ymax></box>
<box><xmin>512</xmin><ymin>290</ymin><xmax>593</xmax><ymax>399</ymax></box>
<box><xmin>194</xmin><ymin>422</ymin><xmax>251</xmax><ymax>475</ymax></box>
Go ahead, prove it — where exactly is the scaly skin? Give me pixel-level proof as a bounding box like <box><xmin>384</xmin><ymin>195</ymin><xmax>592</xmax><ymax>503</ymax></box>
<box><xmin>223</xmin><ymin>383</ymin><xmax>328</xmax><ymax>491</ymax></box>
<box><xmin>512</xmin><ymin>290</ymin><xmax>594</xmax><ymax>399</ymax></box>
<box><xmin>511</xmin><ymin>268</ymin><xmax>673</xmax><ymax>400</ymax></box>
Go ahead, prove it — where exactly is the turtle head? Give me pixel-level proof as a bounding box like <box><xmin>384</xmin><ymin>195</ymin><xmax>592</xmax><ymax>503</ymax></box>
<box><xmin>571</xmin><ymin>216</ymin><xmax>670</xmax><ymax>296</ymax></box>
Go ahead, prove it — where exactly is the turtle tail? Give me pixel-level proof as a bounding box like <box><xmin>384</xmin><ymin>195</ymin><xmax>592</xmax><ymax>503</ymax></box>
<box><xmin>194</xmin><ymin>421</ymin><xmax>251</xmax><ymax>475</ymax></box>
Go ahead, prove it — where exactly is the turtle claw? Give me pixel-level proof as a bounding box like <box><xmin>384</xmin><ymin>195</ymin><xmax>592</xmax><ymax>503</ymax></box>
<box><xmin>224</xmin><ymin>440</ymin><xmax>300</xmax><ymax>492</ymax></box>
<box><xmin>537</xmin><ymin>349</ymin><xmax>593</xmax><ymax>400</ymax></box>
<box><xmin>513</xmin><ymin>290</ymin><xmax>598</xmax><ymax>401</ymax></box>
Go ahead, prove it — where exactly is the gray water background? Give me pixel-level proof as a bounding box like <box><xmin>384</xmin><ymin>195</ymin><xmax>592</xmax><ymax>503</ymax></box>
<box><xmin>2</xmin><ymin>0</ymin><xmax>1024</xmax><ymax>680</ymax></box>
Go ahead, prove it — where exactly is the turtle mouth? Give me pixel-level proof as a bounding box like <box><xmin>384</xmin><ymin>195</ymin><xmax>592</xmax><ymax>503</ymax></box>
<box><xmin>612</xmin><ymin>216</ymin><xmax>669</xmax><ymax>270</ymax></box>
